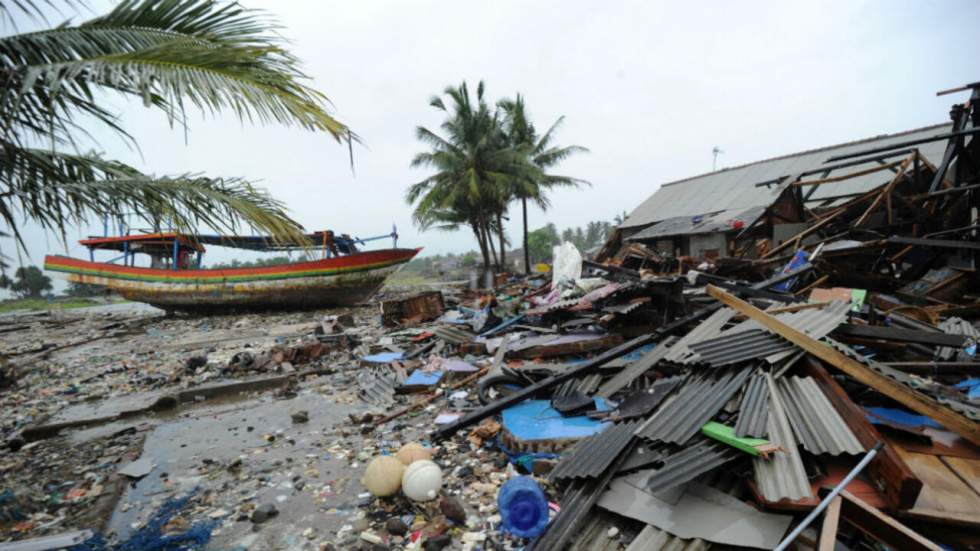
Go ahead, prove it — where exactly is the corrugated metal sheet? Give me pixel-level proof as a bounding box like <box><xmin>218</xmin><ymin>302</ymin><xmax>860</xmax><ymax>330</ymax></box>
<box><xmin>551</xmin><ymin>421</ymin><xmax>641</xmax><ymax>481</ymax></box>
<box><xmin>753</xmin><ymin>374</ymin><xmax>812</xmax><ymax>502</ymax></box>
<box><xmin>566</xmin><ymin>513</ymin><xmax>627</xmax><ymax>551</ymax></box>
<box><xmin>627</xmin><ymin>206</ymin><xmax>767</xmax><ymax>241</ymax></box>
<box><xmin>687</xmin><ymin>329</ymin><xmax>795</xmax><ymax>367</ymax></box>
<box><xmin>775</xmin><ymin>376</ymin><xmax>863</xmax><ymax>455</ymax></box>
<box><xmin>735</xmin><ymin>372</ymin><xmax>768</xmax><ymax>438</ymax></box>
<box><xmin>663</xmin><ymin>308</ymin><xmax>736</xmax><ymax>363</ymax></box>
<box><xmin>826</xmin><ymin>338</ymin><xmax>980</xmax><ymax>422</ymax></box>
<box><xmin>645</xmin><ymin>438</ymin><xmax>741</xmax><ymax>494</ymax></box>
<box><xmin>433</xmin><ymin>325</ymin><xmax>475</xmax><ymax>344</ymax></box>
<box><xmin>621</xmin><ymin>124</ymin><xmax>950</xmax><ymax>230</ymax></box>
<box><xmin>625</xmin><ymin>525</ymin><xmax>710</xmax><ymax>551</ymax></box>
<box><xmin>635</xmin><ymin>367</ymin><xmax>752</xmax><ymax>445</ymax></box>
<box><xmin>936</xmin><ymin>317</ymin><xmax>979</xmax><ymax>361</ymax></box>
<box><xmin>596</xmin><ymin>338</ymin><xmax>675</xmax><ymax>398</ymax></box>
<box><xmin>685</xmin><ymin>301</ymin><xmax>851</xmax><ymax>365</ymax></box>
<box><xmin>613</xmin><ymin>377</ymin><xmax>684</xmax><ymax>419</ymax></box>
<box><xmin>617</xmin><ymin>441</ymin><xmax>670</xmax><ymax>473</ymax></box>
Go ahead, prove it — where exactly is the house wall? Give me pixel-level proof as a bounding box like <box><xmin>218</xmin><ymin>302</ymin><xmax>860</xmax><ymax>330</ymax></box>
<box><xmin>689</xmin><ymin>233</ymin><xmax>728</xmax><ymax>259</ymax></box>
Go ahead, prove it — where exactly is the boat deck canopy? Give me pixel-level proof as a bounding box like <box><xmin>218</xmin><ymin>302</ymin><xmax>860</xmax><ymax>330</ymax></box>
<box><xmin>80</xmin><ymin>233</ymin><xmax>205</xmax><ymax>254</ymax></box>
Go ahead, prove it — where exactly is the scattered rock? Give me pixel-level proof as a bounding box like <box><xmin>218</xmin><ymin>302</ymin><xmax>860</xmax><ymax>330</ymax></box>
<box><xmin>386</xmin><ymin>517</ymin><xmax>409</xmax><ymax>536</ymax></box>
<box><xmin>290</xmin><ymin>409</ymin><xmax>309</xmax><ymax>423</ymax></box>
<box><xmin>440</xmin><ymin>496</ymin><xmax>466</xmax><ymax>524</ymax></box>
<box><xmin>185</xmin><ymin>355</ymin><xmax>207</xmax><ymax>372</ymax></box>
<box><xmin>250</xmin><ymin>503</ymin><xmax>279</xmax><ymax>524</ymax></box>
<box><xmin>424</xmin><ymin>534</ymin><xmax>451</xmax><ymax>551</ymax></box>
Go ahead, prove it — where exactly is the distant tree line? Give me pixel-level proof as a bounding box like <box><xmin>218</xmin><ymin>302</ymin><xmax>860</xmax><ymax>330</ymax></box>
<box><xmin>526</xmin><ymin>220</ymin><xmax>614</xmax><ymax>265</ymax></box>
<box><xmin>0</xmin><ymin>266</ymin><xmax>52</xmax><ymax>298</ymax></box>
<box><xmin>207</xmin><ymin>256</ymin><xmax>300</xmax><ymax>270</ymax></box>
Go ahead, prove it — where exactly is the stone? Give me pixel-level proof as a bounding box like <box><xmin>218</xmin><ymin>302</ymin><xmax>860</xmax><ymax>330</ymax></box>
<box><xmin>424</xmin><ymin>534</ymin><xmax>451</xmax><ymax>551</ymax></box>
<box><xmin>185</xmin><ymin>355</ymin><xmax>207</xmax><ymax>372</ymax></box>
<box><xmin>291</xmin><ymin>410</ymin><xmax>309</xmax><ymax>423</ymax></box>
<box><xmin>386</xmin><ymin>517</ymin><xmax>409</xmax><ymax>536</ymax></box>
<box><xmin>250</xmin><ymin>503</ymin><xmax>279</xmax><ymax>524</ymax></box>
<box><xmin>440</xmin><ymin>496</ymin><xmax>466</xmax><ymax>524</ymax></box>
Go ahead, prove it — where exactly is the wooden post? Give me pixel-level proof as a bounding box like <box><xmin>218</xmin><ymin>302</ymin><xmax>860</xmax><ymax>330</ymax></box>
<box><xmin>705</xmin><ymin>285</ymin><xmax>980</xmax><ymax>447</ymax></box>
<box><xmin>818</xmin><ymin>496</ymin><xmax>842</xmax><ymax>551</ymax></box>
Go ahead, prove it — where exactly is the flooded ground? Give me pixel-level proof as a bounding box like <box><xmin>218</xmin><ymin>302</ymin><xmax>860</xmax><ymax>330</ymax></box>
<box><xmin>0</xmin><ymin>300</ymin><xmax>401</xmax><ymax>549</ymax></box>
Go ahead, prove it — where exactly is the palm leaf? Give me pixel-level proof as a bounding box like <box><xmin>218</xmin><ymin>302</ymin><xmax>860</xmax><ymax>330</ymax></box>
<box><xmin>1</xmin><ymin>0</ymin><xmax>352</xmax><ymax>250</ymax></box>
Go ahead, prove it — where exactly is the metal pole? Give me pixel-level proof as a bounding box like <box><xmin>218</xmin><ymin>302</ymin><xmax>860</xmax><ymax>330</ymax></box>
<box><xmin>773</xmin><ymin>442</ymin><xmax>883</xmax><ymax>551</ymax></box>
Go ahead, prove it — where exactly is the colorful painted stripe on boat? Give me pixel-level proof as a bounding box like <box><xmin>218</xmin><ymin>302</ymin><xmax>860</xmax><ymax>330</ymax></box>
<box><xmin>44</xmin><ymin>248</ymin><xmax>419</xmax><ymax>285</ymax></box>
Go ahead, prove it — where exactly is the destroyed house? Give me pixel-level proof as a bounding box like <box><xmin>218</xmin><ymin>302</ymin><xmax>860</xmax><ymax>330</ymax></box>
<box><xmin>617</xmin><ymin>123</ymin><xmax>952</xmax><ymax>260</ymax></box>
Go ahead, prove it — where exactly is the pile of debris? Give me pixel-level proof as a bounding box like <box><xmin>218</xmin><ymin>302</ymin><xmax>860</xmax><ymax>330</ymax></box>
<box><xmin>1</xmin><ymin>86</ymin><xmax>978</xmax><ymax>551</ymax></box>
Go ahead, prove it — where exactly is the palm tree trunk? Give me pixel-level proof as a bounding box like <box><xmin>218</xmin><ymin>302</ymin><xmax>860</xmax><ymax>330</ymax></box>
<box><xmin>522</xmin><ymin>196</ymin><xmax>530</xmax><ymax>274</ymax></box>
<box><xmin>472</xmin><ymin>221</ymin><xmax>490</xmax><ymax>272</ymax></box>
<box><xmin>497</xmin><ymin>212</ymin><xmax>507</xmax><ymax>272</ymax></box>
<box><xmin>483</xmin><ymin>221</ymin><xmax>499</xmax><ymax>271</ymax></box>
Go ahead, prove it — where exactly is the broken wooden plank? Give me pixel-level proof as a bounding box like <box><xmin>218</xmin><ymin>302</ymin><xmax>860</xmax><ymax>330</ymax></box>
<box><xmin>839</xmin><ymin>490</ymin><xmax>942</xmax><ymax>551</ymax></box>
<box><xmin>892</xmin><ymin>446</ymin><xmax>980</xmax><ymax>527</ymax></box>
<box><xmin>510</xmin><ymin>333</ymin><xmax>624</xmax><ymax>359</ymax></box>
<box><xmin>706</xmin><ymin>285</ymin><xmax>980</xmax><ymax>447</ymax></box>
<box><xmin>818</xmin><ymin>496</ymin><xmax>842</xmax><ymax>551</ymax></box>
<box><xmin>792</xmin><ymin>159</ymin><xmax>905</xmax><ymax>187</ymax></box>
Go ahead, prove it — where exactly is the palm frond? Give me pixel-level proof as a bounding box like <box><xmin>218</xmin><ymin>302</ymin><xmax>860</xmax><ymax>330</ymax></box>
<box><xmin>1</xmin><ymin>143</ymin><xmax>304</xmax><ymax>248</ymax></box>
<box><xmin>1</xmin><ymin>0</ymin><xmax>351</xmax><ymax>248</ymax></box>
<box><xmin>4</xmin><ymin>0</ymin><xmax>351</xmax><ymax>145</ymax></box>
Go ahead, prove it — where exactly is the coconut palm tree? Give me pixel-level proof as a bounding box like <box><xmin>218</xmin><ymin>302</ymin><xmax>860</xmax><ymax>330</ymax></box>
<box><xmin>408</xmin><ymin>81</ymin><xmax>537</xmax><ymax>272</ymax></box>
<box><xmin>0</xmin><ymin>0</ymin><xmax>351</xmax><ymax>254</ymax></box>
<box><xmin>499</xmin><ymin>95</ymin><xmax>589</xmax><ymax>273</ymax></box>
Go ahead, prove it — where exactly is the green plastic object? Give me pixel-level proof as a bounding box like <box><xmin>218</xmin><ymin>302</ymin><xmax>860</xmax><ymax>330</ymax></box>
<box><xmin>701</xmin><ymin>421</ymin><xmax>771</xmax><ymax>456</ymax></box>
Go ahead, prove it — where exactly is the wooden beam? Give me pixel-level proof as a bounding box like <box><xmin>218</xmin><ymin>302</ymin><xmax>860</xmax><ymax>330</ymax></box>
<box><xmin>855</xmin><ymin>157</ymin><xmax>913</xmax><ymax>227</ymax></box>
<box><xmin>839</xmin><ymin>490</ymin><xmax>943</xmax><ymax>551</ymax></box>
<box><xmin>818</xmin><ymin>496</ymin><xmax>842</xmax><ymax>551</ymax></box>
<box><xmin>794</xmin><ymin>274</ymin><xmax>829</xmax><ymax>297</ymax></box>
<box><xmin>705</xmin><ymin>285</ymin><xmax>980</xmax><ymax>447</ymax></box>
<box><xmin>763</xmin><ymin>187</ymin><xmax>881</xmax><ymax>259</ymax></box>
<box><xmin>803</xmin><ymin>357</ymin><xmax>921</xmax><ymax>509</ymax></box>
<box><xmin>792</xmin><ymin>160</ymin><xmax>905</xmax><ymax>187</ymax></box>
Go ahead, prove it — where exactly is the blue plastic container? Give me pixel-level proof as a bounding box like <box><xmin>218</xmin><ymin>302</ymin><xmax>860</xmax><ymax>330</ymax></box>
<box><xmin>498</xmin><ymin>476</ymin><xmax>549</xmax><ymax>538</ymax></box>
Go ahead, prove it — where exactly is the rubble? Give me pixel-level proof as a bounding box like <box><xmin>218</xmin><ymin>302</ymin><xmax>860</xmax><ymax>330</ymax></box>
<box><xmin>1</xmin><ymin>86</ymin><xmax>979</xmax><ymax>551</ymax></box>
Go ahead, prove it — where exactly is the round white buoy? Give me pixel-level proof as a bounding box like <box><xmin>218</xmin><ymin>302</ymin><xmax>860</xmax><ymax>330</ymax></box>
<box><xmin>401</xmin><ymin>459</ymin><xmax>442</xmax><ymax>501</ymax></box>
<box><xmin>361</xmin><ymin>456</ymin><xmax>405</xmax><ymax>497</ymax></box>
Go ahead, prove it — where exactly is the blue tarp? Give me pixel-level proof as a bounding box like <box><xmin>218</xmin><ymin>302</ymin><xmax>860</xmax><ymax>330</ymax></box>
<box><xmin>361</xmin><ymin>351</ymin><xmax>404</xmax><ymax>363</ymax></box>
<box><xmin>501</xmin><ymin>399</ymin><xmax>611</xmax><ymax>441</ymax></box>
<box><xmin>865</xmin><ymin>406</ymin><xmax>944</xmax><ymax>431</ymax></box>
<box><xmin>954</xmin><ymin>378</ymin><xmax>980</xmax><ymax>400</ymax></box>
<box><xmin>404</xmin><ymin>370</ymin><xmax>443</xmax><ymax>386</ymax></box>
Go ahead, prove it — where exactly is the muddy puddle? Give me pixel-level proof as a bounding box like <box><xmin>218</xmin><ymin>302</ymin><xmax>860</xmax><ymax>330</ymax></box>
<box><xmin>104</xmin><ymin>388</ymin><xmax>374</xmax><ymax>550</ymax></box>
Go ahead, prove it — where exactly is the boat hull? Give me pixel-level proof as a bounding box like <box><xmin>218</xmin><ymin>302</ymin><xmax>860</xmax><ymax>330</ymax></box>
<box><xmin>44</xmin><ymin>248</ymin><xmax>420</xmax><ymax>312</ymax></box>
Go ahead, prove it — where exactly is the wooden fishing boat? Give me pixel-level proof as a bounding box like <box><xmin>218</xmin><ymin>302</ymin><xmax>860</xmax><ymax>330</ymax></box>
<box><xmin>44</xmin><ymin>230</ymin><xmax>420</xmax><ymax>312</ymax></box>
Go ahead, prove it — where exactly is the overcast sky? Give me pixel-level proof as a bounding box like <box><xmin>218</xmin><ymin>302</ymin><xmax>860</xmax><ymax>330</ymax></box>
<box><xmin>3</xmin><ymin>0</ymin><xmax>979</xmax><ymax>278</ymax></box>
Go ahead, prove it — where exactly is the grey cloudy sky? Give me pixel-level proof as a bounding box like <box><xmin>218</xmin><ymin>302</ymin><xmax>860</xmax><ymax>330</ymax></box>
<box><xmin>4</xmin><ymin>0</ymin><xmax>980</xmax><ymax>274</ymax></box>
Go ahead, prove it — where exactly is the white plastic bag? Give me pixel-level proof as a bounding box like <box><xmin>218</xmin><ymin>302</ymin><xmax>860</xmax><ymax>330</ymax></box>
<box><xmin>552</xmin><ymin>241</ymin><xmax>582</xmax><ymax>287</ymax></box>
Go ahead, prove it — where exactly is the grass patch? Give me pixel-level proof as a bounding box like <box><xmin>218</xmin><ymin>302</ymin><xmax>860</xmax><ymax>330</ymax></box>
<box><xmin>384</xmin><ymin>272</ymin><xmax>440</xmax><ymax>288</ymax></box>
<box><xmin>0</xmin><ymin>297</ymin><xmax>100</xmax><ymax>313</ymax></box>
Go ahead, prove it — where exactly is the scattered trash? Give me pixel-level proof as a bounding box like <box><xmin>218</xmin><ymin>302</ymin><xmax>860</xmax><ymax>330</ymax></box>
<box><xmin>4</xmin><ymin>89</ymin><xmax>980</xmax><ymax>549</ymax></box>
